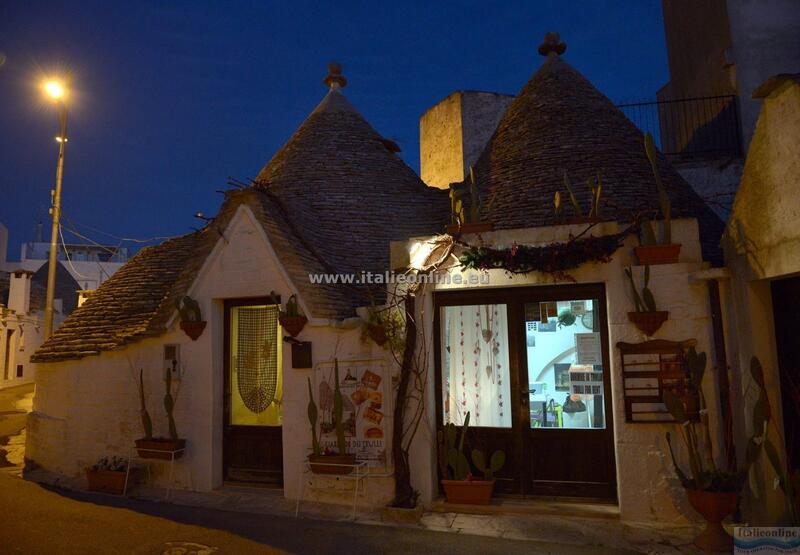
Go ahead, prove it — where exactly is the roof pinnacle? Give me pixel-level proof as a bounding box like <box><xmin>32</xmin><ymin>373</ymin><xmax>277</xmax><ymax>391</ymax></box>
<box><xmin>324</xmin><ymin>62</ymin><xmax>347</xmax><ymax>89</ymax></box>
<box><xmin>538</xmin><ymin>32</ymin><xmax>567</xmax><ymax>57</ymax></box>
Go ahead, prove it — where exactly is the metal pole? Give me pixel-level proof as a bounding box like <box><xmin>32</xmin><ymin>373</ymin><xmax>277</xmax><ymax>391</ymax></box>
<box><xmin>43</xmin><ymin>103</ymin><xmax>67</xmax><ymax>339</ymax></box>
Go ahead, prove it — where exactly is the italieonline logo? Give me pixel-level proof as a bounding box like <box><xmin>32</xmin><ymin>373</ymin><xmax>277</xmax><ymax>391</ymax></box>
<box><xmin>307</xmin><ymin>272</ymin><xmax>490</xmax><ymax>286</ymax></box>
<box><xmin>735</xmin><ymin>527</ymin><xmax>800</xmax><ymax>553</ymax></box>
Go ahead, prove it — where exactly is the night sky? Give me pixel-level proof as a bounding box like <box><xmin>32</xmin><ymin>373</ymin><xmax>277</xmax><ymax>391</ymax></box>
<box><xmin>0</xmin><ymin>1</ymin><xmax>669</xmax><ymax>260</ymax></box>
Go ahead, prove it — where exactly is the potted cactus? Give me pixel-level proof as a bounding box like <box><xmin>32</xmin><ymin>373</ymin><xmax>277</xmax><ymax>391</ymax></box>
<box><xmin>553</xmin><ymin>170</ymin><xmax>604</xmax><ymax>225</ymax></box>
<box><xmin>438</xmin><ymin>412</ymin><xmax>505</xmax><ymax>504</ymax></box>
<box><xmin>662</xmin><ymin>349</ymin><xmax>773</xmax><ymax>552</ymax></box>
<box><xmin>86</xmin><ymin>456</ymin><xmax>129</xmax><ymax>495</ymax></box>
<box><xmin>625</xmin><ymin>265</ymin><xmax>668</xmax><ymax>336</ymax></box>
<box><xmin>176</xmin><ymin>295</ymin><xmax>206</xmax><ymax>340</ymax></box>
<box><xmin>134</xmin><ymin>362</ymin><xmax>186</xmax><ymax>460</ymax></box>
<box><xmin>307</xmin><ymin>359</ymin><xmax>356</xmax><ymax>475</ymax></box>
<box><xmin>634</xmin><ymin>133</ymin><xmax>681</xmax><ymax>265</ymax></box>
<box><xmin>277</xmin><ymin>294</ymin><xmax>307</xmax><ymax>337</ymax></box>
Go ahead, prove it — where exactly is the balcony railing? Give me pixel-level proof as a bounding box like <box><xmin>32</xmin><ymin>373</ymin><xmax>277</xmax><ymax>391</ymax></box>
<box><xmin>617</xmin><ymin>95</ymin><xmax>742</xmax><ymax>159</ymax></box>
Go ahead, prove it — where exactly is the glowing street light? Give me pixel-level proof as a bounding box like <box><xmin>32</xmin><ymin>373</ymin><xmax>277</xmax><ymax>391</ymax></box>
<box><xmin>41</xmin><ymin>77</ymin><xmax>70</xmax><ymax>339</ymax></box>
<box><xmin>44</xmin><ymin>80</ymin><xmax>65</xmax><ymax>100</ymax></box>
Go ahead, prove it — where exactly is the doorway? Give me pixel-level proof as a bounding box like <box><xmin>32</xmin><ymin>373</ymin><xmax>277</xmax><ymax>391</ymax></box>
<box><xmin>434</xmin><ymin>284</ymin><xmax>617</xmax><ymax>500</ymax></box>
<box><xmin>771</xmin><ymin>276</ymin><xmax>800</xmax><ymax>473</ymax></box>
<box><xmin>223</xmin><ymin>298</ymin><xmax>284</xmax><ymax>485</ymax></box>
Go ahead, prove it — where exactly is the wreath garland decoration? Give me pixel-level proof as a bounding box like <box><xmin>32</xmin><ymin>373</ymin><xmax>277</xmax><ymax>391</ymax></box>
<box><xmin>458</xmin><ymin>223</ymin><xmax>638</xmax><ymax>282</ymax></box>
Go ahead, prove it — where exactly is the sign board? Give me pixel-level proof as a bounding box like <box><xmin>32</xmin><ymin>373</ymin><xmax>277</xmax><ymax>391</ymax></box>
<box><xmin>314</xmin><ymin>359</ymin><xmax>389</xmax><ymax>468</ymax></box>
<box><xmin>575</xmin><ymin>332</ymin><xmax>602</xmax><ymax>365</ymax></box>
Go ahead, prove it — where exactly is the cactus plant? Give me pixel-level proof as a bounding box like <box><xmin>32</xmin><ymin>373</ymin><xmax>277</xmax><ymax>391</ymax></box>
<box><xmin>624</xmin><ymin>265</ymin><xmax>657</xmax><ymax>313</ymax></box>
<box><xmin>333</xmin><ymin>359</ymin><xmax>347</xmax><ymax>455</ymax></box>
<box><xmin>644</xmin><ymin>132</ymin><xmax>672</xmax><ymax>245</ymax></box>
<box><xmin>554</xmin><ymin>170</ymin><xmax>603</xmax><ymax>220</ymax></box>
<box><xmin>307</xmin><ymin>377</ymin><xmax>321</xmax><ymax>456</ymax></box>
<box><xmin>472</xmin><ymin>449</ymin><xmax>506</xmax><ymax>480</ymax></box>
<box><xmin>138</xmin><ymin>368</ymin><xmax>153</xmax><ymax>440</ymax></box>
<box><xmin>468</xmin><ymin>166</ymin><xmax>480</xmax><ymax>223</ymax></box>
<box><xmin>164</xmin><ymin>360</ymin><xmax>178</xmax><ymax>440</ymax></box>
<box><xmin>176</xmin><ymin>296</ymin><xmax>202</xmax><ymax>322</ymax></box>
<box><xmin>443</xmin><ymin>412</ymin><xmax>471</xmax><ymax>480</ymax></box>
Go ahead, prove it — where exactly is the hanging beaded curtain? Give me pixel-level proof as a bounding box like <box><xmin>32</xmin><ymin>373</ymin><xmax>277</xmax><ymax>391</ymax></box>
<box><xmin>235</xmin><ymin>305</ymin><xmax>278</xmax><ymax>414</ymax></box>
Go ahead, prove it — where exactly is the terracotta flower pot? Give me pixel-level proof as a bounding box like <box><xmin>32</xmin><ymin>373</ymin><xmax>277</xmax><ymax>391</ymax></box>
<box><xmin>445</xmin><ymin>222</ymin><xmax>494</xmax><ymax>235</ymax></box>
<box><xmin>179</xmin><ymin>320</ymin><xmax>206</xmax><ymax>341</ymax></box>
<box><xmin>135</xmin><ymin>438</ymin><xmax>186</xmax><ymax>460</ymax></box>
<box><xmin>628</xmin><ymin>311</ymin><xmax>669</xmax><ymax>336</ymax></box>
<box><xmin>308</xmin><ymin>453</ymin><xmax>357</xmax><ymax>475</ymax></box>
<box><xmin>686</xmin><ymin>489</ymin><xmax>739</xmax><ymax>552</ymax></box>
<box><xmin>368</xmin><ymin>324</ymin><xmax>388</xmax><ymax>346</ymax></box>
<box><xmin>86</xmin><ymin>469</ymin><xmax>127</xmax><ymax>495</ymax></box>
<box><xmin>634</xmin><ymin>244</ymin><xmax>682</xmax><ymax>265</ymax></box>
<box><xmin>441</xmin><ymin>479</ymin><xmax>495</xmax><ymax>505</ymax></box>
<box><xmin>280</xmin><ymin>315</ymin><xmax>307</xmax><ymax>337</ymax></box>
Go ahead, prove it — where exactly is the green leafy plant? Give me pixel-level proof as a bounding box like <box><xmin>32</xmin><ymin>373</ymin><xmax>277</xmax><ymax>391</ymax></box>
<box><xmin>89</xmin><ymin>456</ymin><xmax>127</xmax><ymax>472</ymax></box>
<box><xmin>138</xmin><ymin>368</ymin><xmax>153</xmax><ymax>440</ymax></box>
<box><xmin>307</xmin><ymin>377</ymin><xmax>321</xmax><ymax>456</ymax></box>
<box><xmin>642</xmin><ymin>132</ymin><xmax>672</xmax><ymax>245</ymax></box>
<box><xmin>624</xmin><ymin>265</ymin><xmax>657</xmax><ymax>312</ymax></box>
<box><xmin>557</xmin><ymin>309</ymin><xmax>576</xmax><ymax>328</ymax></box>
<box><xmin>471</xmin><ymin>449</ymin><xmax>506</xmax><ymax>480</ymax></box>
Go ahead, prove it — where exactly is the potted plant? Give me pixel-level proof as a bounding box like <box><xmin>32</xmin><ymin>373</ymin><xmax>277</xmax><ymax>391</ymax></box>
<box><xmin>438</xmin><ymin>412</ymin><xmax>505</xmax><ymax>504</ymax></box>
<box><xmin>554</xmin><ymin>170</ymin><xmax>603</xmax><ymax>225</ymax></box>
<box><xmin>277</xmin><ymin>294</ymin><xmax>307</xmax><ymax>337</ymax></box>
<box><xmin>86</xmin><ymin>456</ymin><xmax>128</xmax><ymax>495</ymax></box>
<box><xmin>446</xmin><ymin>167</ymin><xmax>494</xmax><ymax>234</ymax></box>
<box><xmin>134</xmin><ymin>364</ymin><xmax>186</xmax><ymax>460</ymax></box>
<box><xmin>663</xmin><ymin>349</ymin><xmax>771</xmax><ymax>552</ymax></box>
<box><xmin>625</xmin><ymin>265</ymin><xmax>668</xmax><ymax>336</ymax></box>
<box><xmin>177</xmin><ymin>295</ymin><xmax>206</xmax><ymax>340</ymax></box>
<box><xmin>634</xmin><ymin>133</ymin><xmax>681</xmax><ymax>265</ymax></box>
<box><xmin>307</xmin><ymin>359</ymin><xmax>356</xmax><ymax>475</ymax></box>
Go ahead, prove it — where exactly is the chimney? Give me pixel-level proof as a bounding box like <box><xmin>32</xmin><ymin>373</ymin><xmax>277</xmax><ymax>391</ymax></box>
<box><xmin>8</xmin><ymin>269</ymin><xmax>33</xmax><ymax>314</ymax></box>
<box><xmin>419</xmin><ymin>91</ymin><xmax>514</xmax><ymax>189</ymax></box>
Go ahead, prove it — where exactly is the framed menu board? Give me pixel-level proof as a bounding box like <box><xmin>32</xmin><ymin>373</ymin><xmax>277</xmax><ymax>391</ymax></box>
<box><xmin>313</xmin><ymin>359</ymin><xmax>390</xmax><ymax>468</ymax></box>
<box><xmin>616</xmin><ymin>339</ymin><xmax>698</xmax><ymax>423</ymax></box>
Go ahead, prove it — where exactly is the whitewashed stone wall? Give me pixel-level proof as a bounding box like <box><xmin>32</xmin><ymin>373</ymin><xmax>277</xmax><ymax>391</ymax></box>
<box><xmin>28</xmin><ymin>205</ymin><xmax>394</xmax><ymax>505</ymax></box>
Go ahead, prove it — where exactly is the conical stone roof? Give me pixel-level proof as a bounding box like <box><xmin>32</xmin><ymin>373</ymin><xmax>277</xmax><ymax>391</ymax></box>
<box><xmin>469</xmin><ymin>45</ymin><xmax>724</xmax><ymax>262</ymax></box>
<box><xmin>254</xmin><ymin>71</ymin><xmax>449</xmax><ymax>302</ymax></box>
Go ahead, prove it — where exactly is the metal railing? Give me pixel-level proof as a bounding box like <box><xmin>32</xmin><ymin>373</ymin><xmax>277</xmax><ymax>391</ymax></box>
<box><xmin>617</xmin><ymin>95</ymin><xmax>742</xmax><ymax>159</ymax></box>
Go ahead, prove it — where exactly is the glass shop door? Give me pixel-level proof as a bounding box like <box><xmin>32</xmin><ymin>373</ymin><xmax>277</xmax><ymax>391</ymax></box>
<box><xmin>435</xmin><ymin>284</ymin><xmax>617</xmax><ymax>500</ymax></box>
<box><xmin>520</xmin><ymin>287</ymin><xmax>617</xmax><ymax>499</ymax></box>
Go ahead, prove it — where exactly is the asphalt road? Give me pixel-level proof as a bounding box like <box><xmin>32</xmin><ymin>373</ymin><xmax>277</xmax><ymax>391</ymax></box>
<box><xmin>0</xmin><ymin>473</ymin><xmax>644</xmax><ymax>555</ymax></box>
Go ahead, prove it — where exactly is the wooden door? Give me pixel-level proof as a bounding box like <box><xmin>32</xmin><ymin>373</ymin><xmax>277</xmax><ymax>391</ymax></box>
<box><xmin>772</xmin><ymin>277</ymin><xmax>800</xmax><ymax>473</ymax></box>
<box><xmin>434</xmin><ymin>284</ymin><xmax>617</xmax><ymax>500</ymax></box>
<box><xmin>223</xmin><ymin>298</ymin><xmax>284</xmax><ymax>485</ymax></box>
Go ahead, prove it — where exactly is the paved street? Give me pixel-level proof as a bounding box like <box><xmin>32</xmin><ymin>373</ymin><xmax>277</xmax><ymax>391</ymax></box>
<box><xmin>0</xmin><ymin>472</ymin><xmax>644</xmax><ymax>555</ymax></box>
<box><xmin>0</xmin><ymin>383</ymin><xmax>33</xmax><ymax>468</ymax></box>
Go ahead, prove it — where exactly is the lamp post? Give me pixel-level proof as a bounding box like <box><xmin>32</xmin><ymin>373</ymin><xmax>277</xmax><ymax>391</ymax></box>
<box><xmin>43</xmin><ymin>79</ymin><xmax>68</xmax><ymax>339</ymax></box>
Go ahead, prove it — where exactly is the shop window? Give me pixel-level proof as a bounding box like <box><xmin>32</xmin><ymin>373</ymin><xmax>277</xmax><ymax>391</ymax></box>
<box><xmin>524</xmin><ymin>299</ymin><xmax>606</xmax><ymax>429</ymax></box>
<box><xmin>441</xmin><ymin>304</ymin><xmax>512</xmax><ymax>428</ymax></box>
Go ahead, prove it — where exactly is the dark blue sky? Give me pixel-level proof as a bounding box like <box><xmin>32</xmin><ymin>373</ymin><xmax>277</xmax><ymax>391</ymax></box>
<box><xmin>0</xmin><ymin>1</ymin><xmax>669</xmax><ymax>260</ymax></box>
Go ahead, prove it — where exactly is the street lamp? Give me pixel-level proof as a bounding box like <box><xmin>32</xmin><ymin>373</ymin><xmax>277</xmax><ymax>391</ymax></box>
<box><xmin>42</xmin><ymin>78</ymin><xmax>69</xmax><ymax>339</ymax></box>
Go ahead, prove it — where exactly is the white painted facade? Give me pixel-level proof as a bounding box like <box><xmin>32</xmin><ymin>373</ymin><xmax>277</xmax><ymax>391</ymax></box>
<box><xmin>28</xmin><ymin>207</ymin><xmax>733</xmax><ymax>526</ymax></box>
